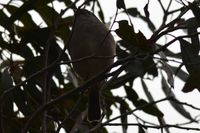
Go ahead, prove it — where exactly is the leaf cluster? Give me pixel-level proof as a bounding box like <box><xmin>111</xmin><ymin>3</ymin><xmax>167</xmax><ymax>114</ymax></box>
<box><xmin>0</xmin><ymin>0</ymin><xmax>200</xmax><ymax>133</ymax></box>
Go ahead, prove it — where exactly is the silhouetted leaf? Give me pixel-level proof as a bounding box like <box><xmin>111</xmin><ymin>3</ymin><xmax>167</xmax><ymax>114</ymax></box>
<box><xmin>108</xmin><ymin>73</ymin><xmax>136</xmax><ymax>89</ymax></box>
<box><xmin>182</xmin><ymin>73</ymin><xmax>200</xmax><ymax>92</ymax></box>
<box><xmin>186</xmin><ymin>18</ymin><xmax>200</xmax><ymax>55</ymax></box>
<box><xmin>0</xmin><ymin>69</ymin><xmax>16</xmax><ymax>132</ymax></box>
<box><xmin>159</xmin><ymin>50</ymin><xmax>174</xmax><ymax>87</ymax></box>
<box><xmin>35</xmin><ymin>5</ymin><xmax>60</xmax><ymax>26</ymax></box>
<box><xmin>117</xmin><ymin>0</ymin><xmax>126</xmax><ymax>9</ymax></box>
<box><xmin>115</xmin><ymin>20</ymin><xmax>152</xmax><ymax>52</ymax></box>
<box><xmin>189</xmin><ymin>1</ymin><xmax>200</xmax><ymax>26</ymax></box>
<box><xmin>171</xmin><ymin>66</ymin><xmax>188</xmax><ymax>81</ymax></box>
<box><xmin>138</xmin><ymin>125</ymin><xmax>146</xmax><ymax>133</ymax></box>
<box><xmin>126</xmin><ymin>8</ymin><xmax>140</xmax><ymax>17</ymax></box>
<box><xmin>161</xmin><ymin>74</ymin><xmax>196</xmax><ymax>121</ymax></box>
<box><xmin>119</xmin><ymin>100</ymin><xmax>128</xmax><ymax>133</ymax></box>
<box><xmin>125</xmin><ymin>7</ymin><xmax>155</xmax><ymax>31</ymax></box>
<box><xmin>136</xmin><ymin>99</ymin><xmax>164</xmax><ymax>117</ymax></box>
<box><xmin>144</xmin><ymin>0</ymin><xmax>150</xmax><ymax>19</ymax></box>
<box><xmin>5</xmin><ymin>4</ymin><xmax>36</xmax><ymax>28</ymax></box>
<box><xmin>7</xmin><ymin>0</ymin><xmax>38</xmax><ymax>25</ymax></box>
<box><xmin>124</xmin><ymin>85</ymin><xmax>139</xmax><ymax>102</ymax></box>
<box><xmin>141</xmin><ymin>79</ymin><xmax>170</xmax><ymax>133</ymax></box>
<box><xmin>97</xmin><ymin>1</ymin><xmax>105</xmax><ymax>23</ymax></box>
<box><xmin>180</xmin><ymin>39</ymin><xmax>200</xmax><ymax>74</ymax></box>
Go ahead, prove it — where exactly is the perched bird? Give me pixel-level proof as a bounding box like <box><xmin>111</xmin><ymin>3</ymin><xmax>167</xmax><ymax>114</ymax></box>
<box><xmin>68</xmin><ymin>9</ymin><xmax>116</xmax><ymax>122</ymax></box>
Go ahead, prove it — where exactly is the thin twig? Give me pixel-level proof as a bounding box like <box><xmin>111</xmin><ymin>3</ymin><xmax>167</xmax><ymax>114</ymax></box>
<box><xmin>21</xmin><ymin>53</ymin><xmax>136</xmax><ymax>132</ymax></box>
<box><xmin>150</xmin><ymin>6</ymin><xmax>189</xmax><ymax>42</ymax></box>
<box><xmin>84</xmin><ymin>97</ymin><xmax>172</xmax><ymax>133</ymax></box>
<box><xmin>104</xmin><ymin>123</ymin><xmax>200</xmax><ymax>131</ymax></box>
<box><xmin>0</xmin><ymin>0</ymin><xmax>79</xmax><ymax>105</ymax></box>
<box><xmin>170</xmin><ymin>98</ymin><xmax>200</xmax><ymax>111</ymax></box>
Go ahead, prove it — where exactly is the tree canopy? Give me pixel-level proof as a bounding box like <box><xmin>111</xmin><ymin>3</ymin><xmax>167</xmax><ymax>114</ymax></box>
<box><xmin>0</xmin><ymin>0</ymin><xmax>200</xmax><ymax>133</ymax></box>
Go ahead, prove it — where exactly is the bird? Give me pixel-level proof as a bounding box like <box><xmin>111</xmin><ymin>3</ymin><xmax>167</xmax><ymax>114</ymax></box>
<box><xmin>68</xmin><ymin>8</ymin><xmax>116</xmax><ymax>122</ymax></box>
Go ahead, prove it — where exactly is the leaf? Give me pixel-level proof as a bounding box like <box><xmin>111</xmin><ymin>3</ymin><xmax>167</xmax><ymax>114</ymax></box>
<box><xmin>144</xmin><ymin>0</ymin><xmax>150</xmax><ymax>19</ymax></box>
<box><xmin>96</xmin><ymin>1</ymin><xmax>105</xmax><ymax>23</ymax></box>
<box><xmin>11</xmin><ymin>64</ymin><xmax>23</xmax><ymax>83</ymax></box>
<box><xmin>117</xmin><ymin>42</ymin><xmax>157</xmax><ymax>77</ymax></box>
<box><xmin>126</xmin><ymin>8</ymin><xmax>140</xmax><ymax>17</ymax></box>
<box><xmin>107</xmin><ymin>73</ymin><xmax>135</xmax><ymax>89</ymax></box>
<box><xmin>136</xmin><ymin>99</ymin><xmax>164</xmax><ymax>117</ymax></box>
<box><xmin>182</xmin><ymin>73</ymin><xmax>200</xmax><ymax>92</ymax></box>
<box><xmin>0</xmin><ymin>9</ymin><xmax>10</xmax><ymax>29</ymax></box>
<box><xmin>7</xmin><ymin>0</ymin><xmax>38</xmax><ymax>25</ymax></box>
<box><xmin>126</xmin><ymin>60</ymin><xmax>145</xmax><ymax>77</ymax></box>
<box><xmin>189</xmin><ymin>1</ymin><xmax>200</xmax><ymax>26</ymax></box>
<box><xmin>138</xmin><ymin>125</ymin><xmax>146</xmax><ymax>133</ymax></box>
<box><xmin>125</xmin><ymin>7</ymin><xmax>155</xmax><ymax>31</ymax></box>
<box><xmin>124</xmin><ymin>85</ymin><xmax>139</xmax><ymax>103</ymax></box>
<box><xmin>0</xmin><ymin>69</ymin><xmax>16</xmax><ymax>132</ymax></box>
<box><xmin>23</xmin><ymin>56</ymin><xmax>43</xmax><ymax>77</ymax></box>
<box><xmin>186</xmin><ymin>18</ymin><xmax>200</xmax><ymax>56</ymax></box>
<box><xmin>141</xmin><ymin>79</ymin><xmax>154</xmax><ymax>102</ymax></box>
<box><xmin>119</xmin><ymin>100</ymin><xmax>128</xmax><ymax>133</ymax></box>
<box><xmin>116</xmin><ymin>0</ymin><xmax>126</xmax><ymax>9</ymax></box>
<box><xmin>35</xmin><ymin>4</ymin><xmax>60</xmax><ymax>26</ymax></box>
<box><xmin>171</xmin><ymin>66</ymin><xmax>188</xmax><ymax>81</ymax></box>
<box><xmin>179</xmin><ymin>39</ymin><xmax>200</xmax><ymax>74</ymax></box>
<box><xmin>5</xmin><ymin>4</ymin><xmax>36</xmax><ymax>28</ymax></box>
<box><xmin>162</xmin><ymin>48</ymin><xmax>182</xmax><ymax>59</ymax></box>
<box><xmin>0</xmin><ymin>68</ymin><xmax>14</xmax><ymax>113</ymax></box>
<box><xmin>13</xmin><ymin>88</ymin><xmax>31</xmax><ymax>116</ymax></box>
<box><xmin>115</xmin><ymin>20</ymin><xmax>152</xmax><ymax>52</ymax></box>
<box><xmin>115</xmin><ymin>20</ymin><xmax>135</xmax><ymax>42</ymax></box>
<box><xmin>158</xmin><ymin>49</ymin><xmax>174</xmax><ymax>87</ymax></box>
<box><xmin>142</xmin><ymin>56</ymin><xmax>158</xmax><ymax>77</ymax></box>
<box><xmin>141</xmin><ymin>79</ymin><xmax>170</xmax><ymax>133</ymax></box>
<box><xmin>161</xmin><ymin>74</ymin><xmax>196</xmax><ymax>121</ymax></box>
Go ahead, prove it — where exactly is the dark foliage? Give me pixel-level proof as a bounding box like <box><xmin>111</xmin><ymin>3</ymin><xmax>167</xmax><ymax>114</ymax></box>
<box><xmin>0</xmin><ymin>0</ymin><xmax>200</xmax><ymax>133</ymax></box>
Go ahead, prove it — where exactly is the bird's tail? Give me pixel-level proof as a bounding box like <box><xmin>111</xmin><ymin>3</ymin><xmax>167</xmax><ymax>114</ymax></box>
<box><xmin>88</xmin><ymin>84</ymin><xmax>101</xmax><ymax>122</ymax></box>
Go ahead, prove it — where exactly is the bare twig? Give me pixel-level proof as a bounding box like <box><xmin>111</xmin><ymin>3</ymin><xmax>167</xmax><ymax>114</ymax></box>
<box><xmin>84</xmin><ymin>97</ymin><xmax>172</xmax><ymax>133</ymax></box>
<box><xmin>21</xmin><ymin>53</ymin><xmax>136</xmax><ymax>132</ymax></box>
<box><xmin>104</xmin><ymin>123</ymin><xmax>200</xmax><ymax>131</ymax></box>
